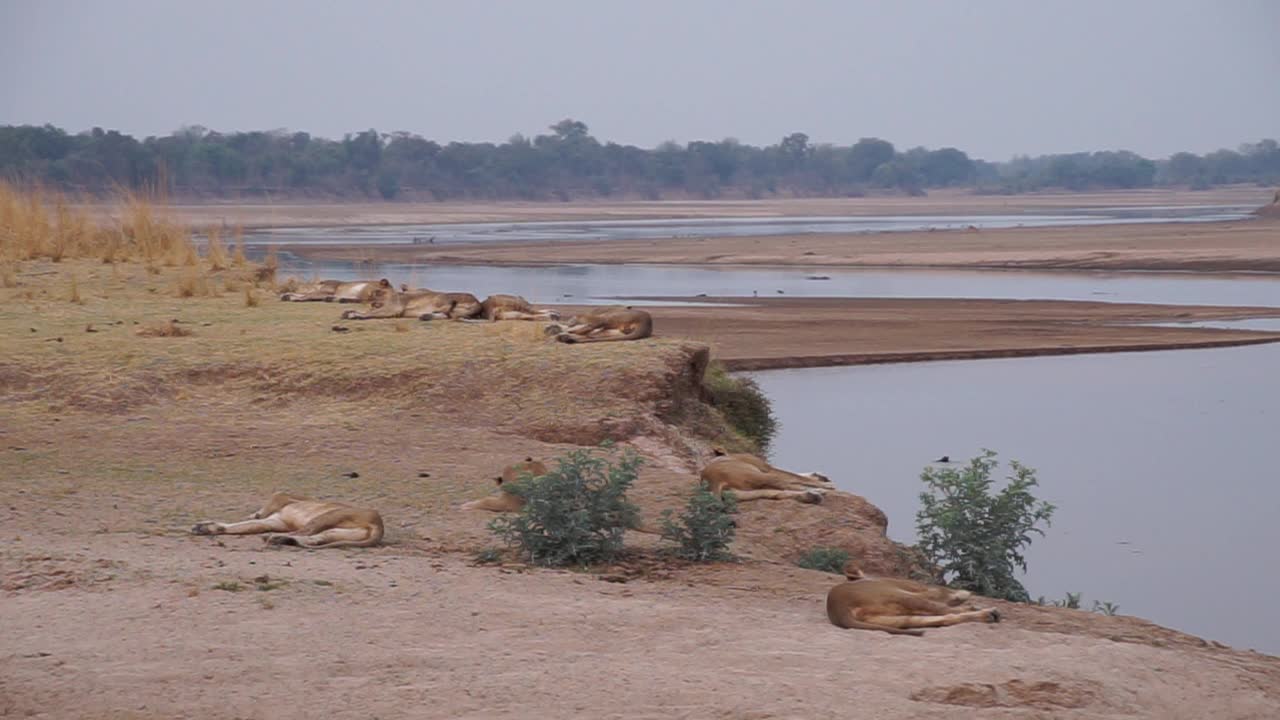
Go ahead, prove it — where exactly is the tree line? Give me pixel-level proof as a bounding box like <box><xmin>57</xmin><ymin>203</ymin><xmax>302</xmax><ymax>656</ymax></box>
<box><xmin>1</xmin><ymin>120</ymin><xmax>1276</xmax><ymax>200</ymax></box>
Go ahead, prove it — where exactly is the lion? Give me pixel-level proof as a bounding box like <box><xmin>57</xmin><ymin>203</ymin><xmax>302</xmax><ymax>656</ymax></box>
<box><xmin>699</xmin><ymin>448</ymin><xmax>833</xmax><ymax>503</ymax></box>
<box><xmin>398</xmin><ymin>283</ymin><xmax>484</xmax><ymax>319</ymax></box>
<box><xmin>826</xmin><ymin>575</ymin><xmax>1000</xmax><ymax>636</ymax></box>
<box><xmin>460</xmin><ymin>458</ymin><xmax>549</xmax><ymax>512</ymax></box>
<box><xmin>479</xmin><ymin>294</ymin><xmax>560</xmax><ymax>321</ymax></box>
<box><xmin>339</xmin><ymin>279</ymin><xmax>462</xmax><ymax>320</ymax></box>
<box><xmin>543</xmin><ymin>307</ymin><xmax>653</xmax><ymax>343</ymax></box>
<box><xmin>841</xmin><ymin>562</ymin><xmax>973</xmax><ymax>606</ymax></box>
<box><xmin>280</xmin><ymin>279</ymin><xmax>378</xmax><ymax>303</ymax></box>
<box><xmin>190</xmin><ymin>492</ymin><xmax>384</xmax><ymax>548</ymax></box>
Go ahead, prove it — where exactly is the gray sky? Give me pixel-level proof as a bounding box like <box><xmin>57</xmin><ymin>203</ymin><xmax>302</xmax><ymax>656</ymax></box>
<box><xmin>2</xmin><ymin>0</ymin><xmax>1276</xmax><ymax>160</ymax></box>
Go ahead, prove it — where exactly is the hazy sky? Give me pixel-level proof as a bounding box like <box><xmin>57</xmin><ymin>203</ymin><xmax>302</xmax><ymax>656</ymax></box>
<box><xmin>2</xmin><ymin>0</ymin><xmax>1276</xmax><ymax>160</ymax></box>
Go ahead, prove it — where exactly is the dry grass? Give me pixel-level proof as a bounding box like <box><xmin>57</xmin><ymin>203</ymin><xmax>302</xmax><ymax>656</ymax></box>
<box><xmin>1</xmin><ymin>262</ymin><xmax>16</xmax><ymax>288</ymax></box>
<box><xmin>68</xmin><ymin>275</ymin><xmax>83</xmax><ymax>304</ymax></box>
<box><xmin>136</xmin><ymin>320</ymin><xmax>192</xmax><ymax>338</ymax></box>
<box><xmin>244</xmin><ymin>287</ymin><xmax>260</xmax><ymax>307</ymax></box>
<box><xmin>173</xmin><ymin>270</ymin><xmax>214</xmax><ymax>298</ymax></box>
<box><xmin>0</xmin><ymin>183</ymin><xmax>201</xmax><ymax>268</ymax></box>
<box><xmin>0</xmin><ymin>259</ymin><xmax>718</xmax><ymax>448</ymax></box>
<box><xmin>204</xmin><ymin>226</ymin><xmax>229</xmax><ymax>271</ymax></box>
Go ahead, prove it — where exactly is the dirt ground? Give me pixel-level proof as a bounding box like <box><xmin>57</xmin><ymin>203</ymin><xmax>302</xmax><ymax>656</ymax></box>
<box><xmin>5</xmin><ymin>202</ymin><xmax>1280</xmax><ymax>718</ymax></box>
<box><xmin>5</xmin><ymin>394</ymin><xmax>1280</xmax><ymax>720</ymax></box>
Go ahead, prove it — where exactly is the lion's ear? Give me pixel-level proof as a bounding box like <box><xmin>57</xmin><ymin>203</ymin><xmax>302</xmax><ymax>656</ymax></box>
<box><xmin>378</xmin><ymin>278</ymin><xmax>391</xmax><ymax>288</ymax></box>
<box><xmin>494</xmin><ymin>476</ymin><xmax>504</xmax><ymax>486</ymax></box>
<box><xmin>524</xmin><ymin>457</ymin><xmax>534</xmax><ymax>462</ymax></box>
<box><xmin>400</xmin><ymin>283</ymin><xmax>410</xmax><ymax>292</ymax></box>
<box><xmin>711</xmin><ymin>445</ymin><xmax>728</xmax><ymax>456</ymax></box>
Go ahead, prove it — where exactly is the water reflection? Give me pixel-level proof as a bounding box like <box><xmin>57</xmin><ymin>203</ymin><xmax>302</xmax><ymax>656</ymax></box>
<box><xmin>749</xmin><ymin>344</ymin><xmax>1280</xmax><ymax>655</ymax></box>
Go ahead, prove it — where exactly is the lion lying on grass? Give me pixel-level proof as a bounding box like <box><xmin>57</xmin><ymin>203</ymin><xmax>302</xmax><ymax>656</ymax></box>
<box><xmin>544</xmin><ymin>307</ymin><xmax>653</xmax><ymax>343</ymax></box>
<box><xmin>479</xmin><ymin>294</ymin><xmax>560</xmax><ymax>321</ymax></box>
<box><xmin>699</xmin><ymin>449</ymin><xmax>832</xmax><ymax>503</ymax></box>
<box><xmin>460</xmin><ymin>458</ymin><xmax>549</xmax><ymax>512</ymax></box>
<box><xmin>280</xmin><ymin>280</ymin><xmax>378</xmax><ymax>303</ymax></box>
<box><xmin>340</xmin><ymin>279</ymin><xmax>477</xmax><ymax>320</ymax></box>
<box><xmin>190</xmin><ymin>492</ymin><xmax>384</xmax><ymax>548</ymax></box>
<box><xmin>826</xmin><ymin>572</ymin><xmax>999</xmax><ymax>636</ymax></box>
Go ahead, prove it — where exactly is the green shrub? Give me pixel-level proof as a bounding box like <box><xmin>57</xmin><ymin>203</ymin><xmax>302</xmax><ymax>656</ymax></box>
<box><xmin>915</xmin><ymin>450</ymin><xmax>1055</xmax><ymax>602</ymax></box>
<box><xmin>796</xmin><ymin>546</ymin><xmax>850</xmax><ymax>574</ymax></box>
<box><xmin>489</xmin><ymin>446</ymin><xmax>641</xmax><ymax>567</ymax></box>
<box><xmin>1034</xmin><ymin>593</ymin><xmax>1120</xmax><ymax>616</ymax></box>
<box><xmin>661</xmin><ymin>482</ymin><xmax>738</xmax><ymax>561</ymax></box>
<box><xmin>703</xmin><ymin>362</ymin><xmax>777</xmax><ymax>452</ymax></box>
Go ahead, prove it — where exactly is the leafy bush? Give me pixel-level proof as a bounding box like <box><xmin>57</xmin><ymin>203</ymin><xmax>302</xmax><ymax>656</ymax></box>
<box><xmin>489</xmin><ymin>447</ymin><xmax>641</xmax><ymax>567</ymax></box>
<box><xmin>915</xmin><ymin>450</ymin><xmax>1055</xmax><ymax>602</ymax></box>
<box><xmin>661</xmin><ymin>482</ymin><xmax>738</xmax><ymax>561</ymax></box>
<box><xmin>796</xmin><ymin>547</ymin><xmax>850</xmax><ymax>574</ymax></box>
<box><xmin>703</xmin><ymin>362</ymin><xmax>777</xmax><ymax>452</ymax></box>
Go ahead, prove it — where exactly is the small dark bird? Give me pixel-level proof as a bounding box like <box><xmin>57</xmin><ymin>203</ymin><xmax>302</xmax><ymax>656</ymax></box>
<box><xmin>934</xmin><ymin>455</ymin><xmax>951</xmax><ymax>463</ymax></box>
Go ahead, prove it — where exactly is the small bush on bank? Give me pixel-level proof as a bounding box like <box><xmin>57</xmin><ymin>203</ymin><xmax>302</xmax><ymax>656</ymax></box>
<box><xmin>915</xmin><ymin>450</ymin><xmax>1055</xmax><ymax>602</ymax></box>
<box><xmin>489</xmin><ymin>446</ymin><xmax>641</xmax><ymax>567</ymax></box>
<box><xmin>703</xmin><ymin>362</ymin><xmax>777</xmax><ymax>452</ymax></box>
<box><xmin>661</xmin><ymin>482</ymin><xmax>738</xmax><ymax>561</ymax></box>
<box><xmin>796</xmin><ymin>546</ymin><xmax>850</xmax><ymax>574</ymax></box>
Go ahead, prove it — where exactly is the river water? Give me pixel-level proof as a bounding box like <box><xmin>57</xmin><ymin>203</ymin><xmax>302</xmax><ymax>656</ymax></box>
<box><xmin>750</xmin><ymin>345</ymin><xmax>1280</xmax><ymax>655</ymax></box>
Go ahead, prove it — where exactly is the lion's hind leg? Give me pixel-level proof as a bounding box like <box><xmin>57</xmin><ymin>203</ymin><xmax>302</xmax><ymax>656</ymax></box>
<box><xmin>192</xmin><ymin>516</ymin><xmax>289</xmax><ymax>536</ymax></box>
<box><xmin>865</xmin><ymin>608</ymin><xmax>1001</xmax><ymax>629</ymax></box>
<box><xmin>266</xmin><ymin>527</ymin><xmax>377</xmax><ymax>548</ymax></box>
<box><xmin>729</xmin><ymin>489</ymin><xmax>824</xmax><ymax>504</ymax></box>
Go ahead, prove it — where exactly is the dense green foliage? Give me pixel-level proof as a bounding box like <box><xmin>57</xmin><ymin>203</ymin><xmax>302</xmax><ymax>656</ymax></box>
<box><xmin>703</xmin><ymin>363</ymin><xmax>777</xmax><ymax>453</ymax></box>
<box><xmin>795</xmin><ymin>546</ymin><xmax>851</xmax><ymax>574</ymax></box>
<box><xmin>660</xmin><ymin>482</ymin><xmax>738</xmax><ymax>562</ymax></box>
<box><xmin>914</xmin><ymin>450</ymin><xmax>1056</xmax><ymax>602</ymax></box>
<box><xmin>4</xmin><ymin>121</ymin><xmax>1275</xmax><ymax>198</ymax></box>
<box><xmin>489</xmin><ymin>447</ymin><xmax>641</xmax><ymax>567</ymax></box>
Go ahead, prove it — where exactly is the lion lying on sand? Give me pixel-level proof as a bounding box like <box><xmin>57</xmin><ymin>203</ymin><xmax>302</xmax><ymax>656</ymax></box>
<box><xmin>190</xmin><ymin>492</ymin><xmax>384</xmax><ymax>548</ymax></box>
<box><xmin>544</xmin><ymin>307</ymin><xmax>653</xmax><ymax>343</ymax></box>
<box><xmin>280</xmin><ymin>279</ymin><xmax>378</xmax><ymax>303</ymax></box>
<box><xmin>460</xmin><ymin>458</ymin><xmax>549</xmax><ymax>512</ymax></box>
<box><xmin>826</xmin><ymin>570</ymin><xmax>999</xmax><ymax>636</ymax></box>
<box><xmin>841</xmin><ymin>562</ymin><xmax>972</xmax><ymax>606</ymax></box>
<box><xmin>699</xmin><ymin>449</ymin><xmax>833</xmax><ymax>503</ymax></box>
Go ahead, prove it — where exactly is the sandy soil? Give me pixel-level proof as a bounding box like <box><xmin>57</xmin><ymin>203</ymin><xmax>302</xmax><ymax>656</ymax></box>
<box><xmin>577</xmin><ymin>298</ymin><xmax>1280</xmax><ymax>369</ymax></box>
<box><xmin>4</xmin><ymin>399</ymin><xmax>1279</xmax><ymax>720</ymax></box>
<box><xmin>82</xmin><ymin>186</ymin><xmax>1274</xmax><ymax>229</ymax></box>
<box><xmin>297</xmin><ymin>216</ymin><xmax>1280</xmax><ymax>274</ymax></box>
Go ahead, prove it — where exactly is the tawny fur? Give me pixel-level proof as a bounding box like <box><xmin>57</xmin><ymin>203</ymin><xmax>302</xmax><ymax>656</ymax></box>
<box><xmin>460</xmin><ymin>458</ymin><xmax>549</xmax><ymax>512</ymax></box>
<box><xmin>280</xmin><ymin>279</ymin><xmax>378</xmax><ymax>303</ymax></box>
<box><xmin>699</xmin><ymin>450</ymin><xmax>832</xmax><ymax>503</ymax></box>
<box><xmin>479</xmin><ymin>294</ymin><xmax>560</xmax><ymax>321</ymax></box>
<box><xmin>190</xmin><ymin>492</ymin><xmax>384</xmax><ymax>549</ymax></box>
<box><xmin>340</xmin><ymin>279</ymin><xmax>458</xmax><ymax>320</ymax></box>
<box><xmin>842</xmin><ymin>562</ymin><xmax>973</xmax><ymax>606</ymax></box>
<box><xmin>545</xmin><ymin>307</ymin><xmax>653</xmax><ymax>344</ymax></box>
<box><xmin>826</xmin><ymin>579</ymin><xmax>999</xmax><ymax>636</ymax></box>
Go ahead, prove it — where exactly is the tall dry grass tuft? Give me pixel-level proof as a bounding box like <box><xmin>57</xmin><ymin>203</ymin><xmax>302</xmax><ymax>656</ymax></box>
<box><xmin>174</xmin><ymin>270</ymin><xmax>213</xmax><ymax>298</ymax></box>
<box><xmin>1</xmin><ymin>262</ymin><xmax>16</xmax><ymax>288</ymax></box>
<box><xmin>244</xmin><ymin>286</ymin><xmax>260</xmax><ymax>307</ymax></box>
<box><xmin>68</xmin><ymin>275</ymin><xmax>84</xmax><ymax>304</ymax></box>
<box><xmin>204</xmin><ymin>226</ymin><xmax>229</xmax><ymax>271</ymax></box>
<box><xmin>231</xmin><ymin>225</ymin><xmax>247</xmax><ymax>267</ymax></box>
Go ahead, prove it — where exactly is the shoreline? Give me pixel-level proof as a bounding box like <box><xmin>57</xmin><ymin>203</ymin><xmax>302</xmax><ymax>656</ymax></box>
<box><xmin>283</xmin><ymin>216</ymin><xmax>1280</xmax><ymax>275</ymax></box>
